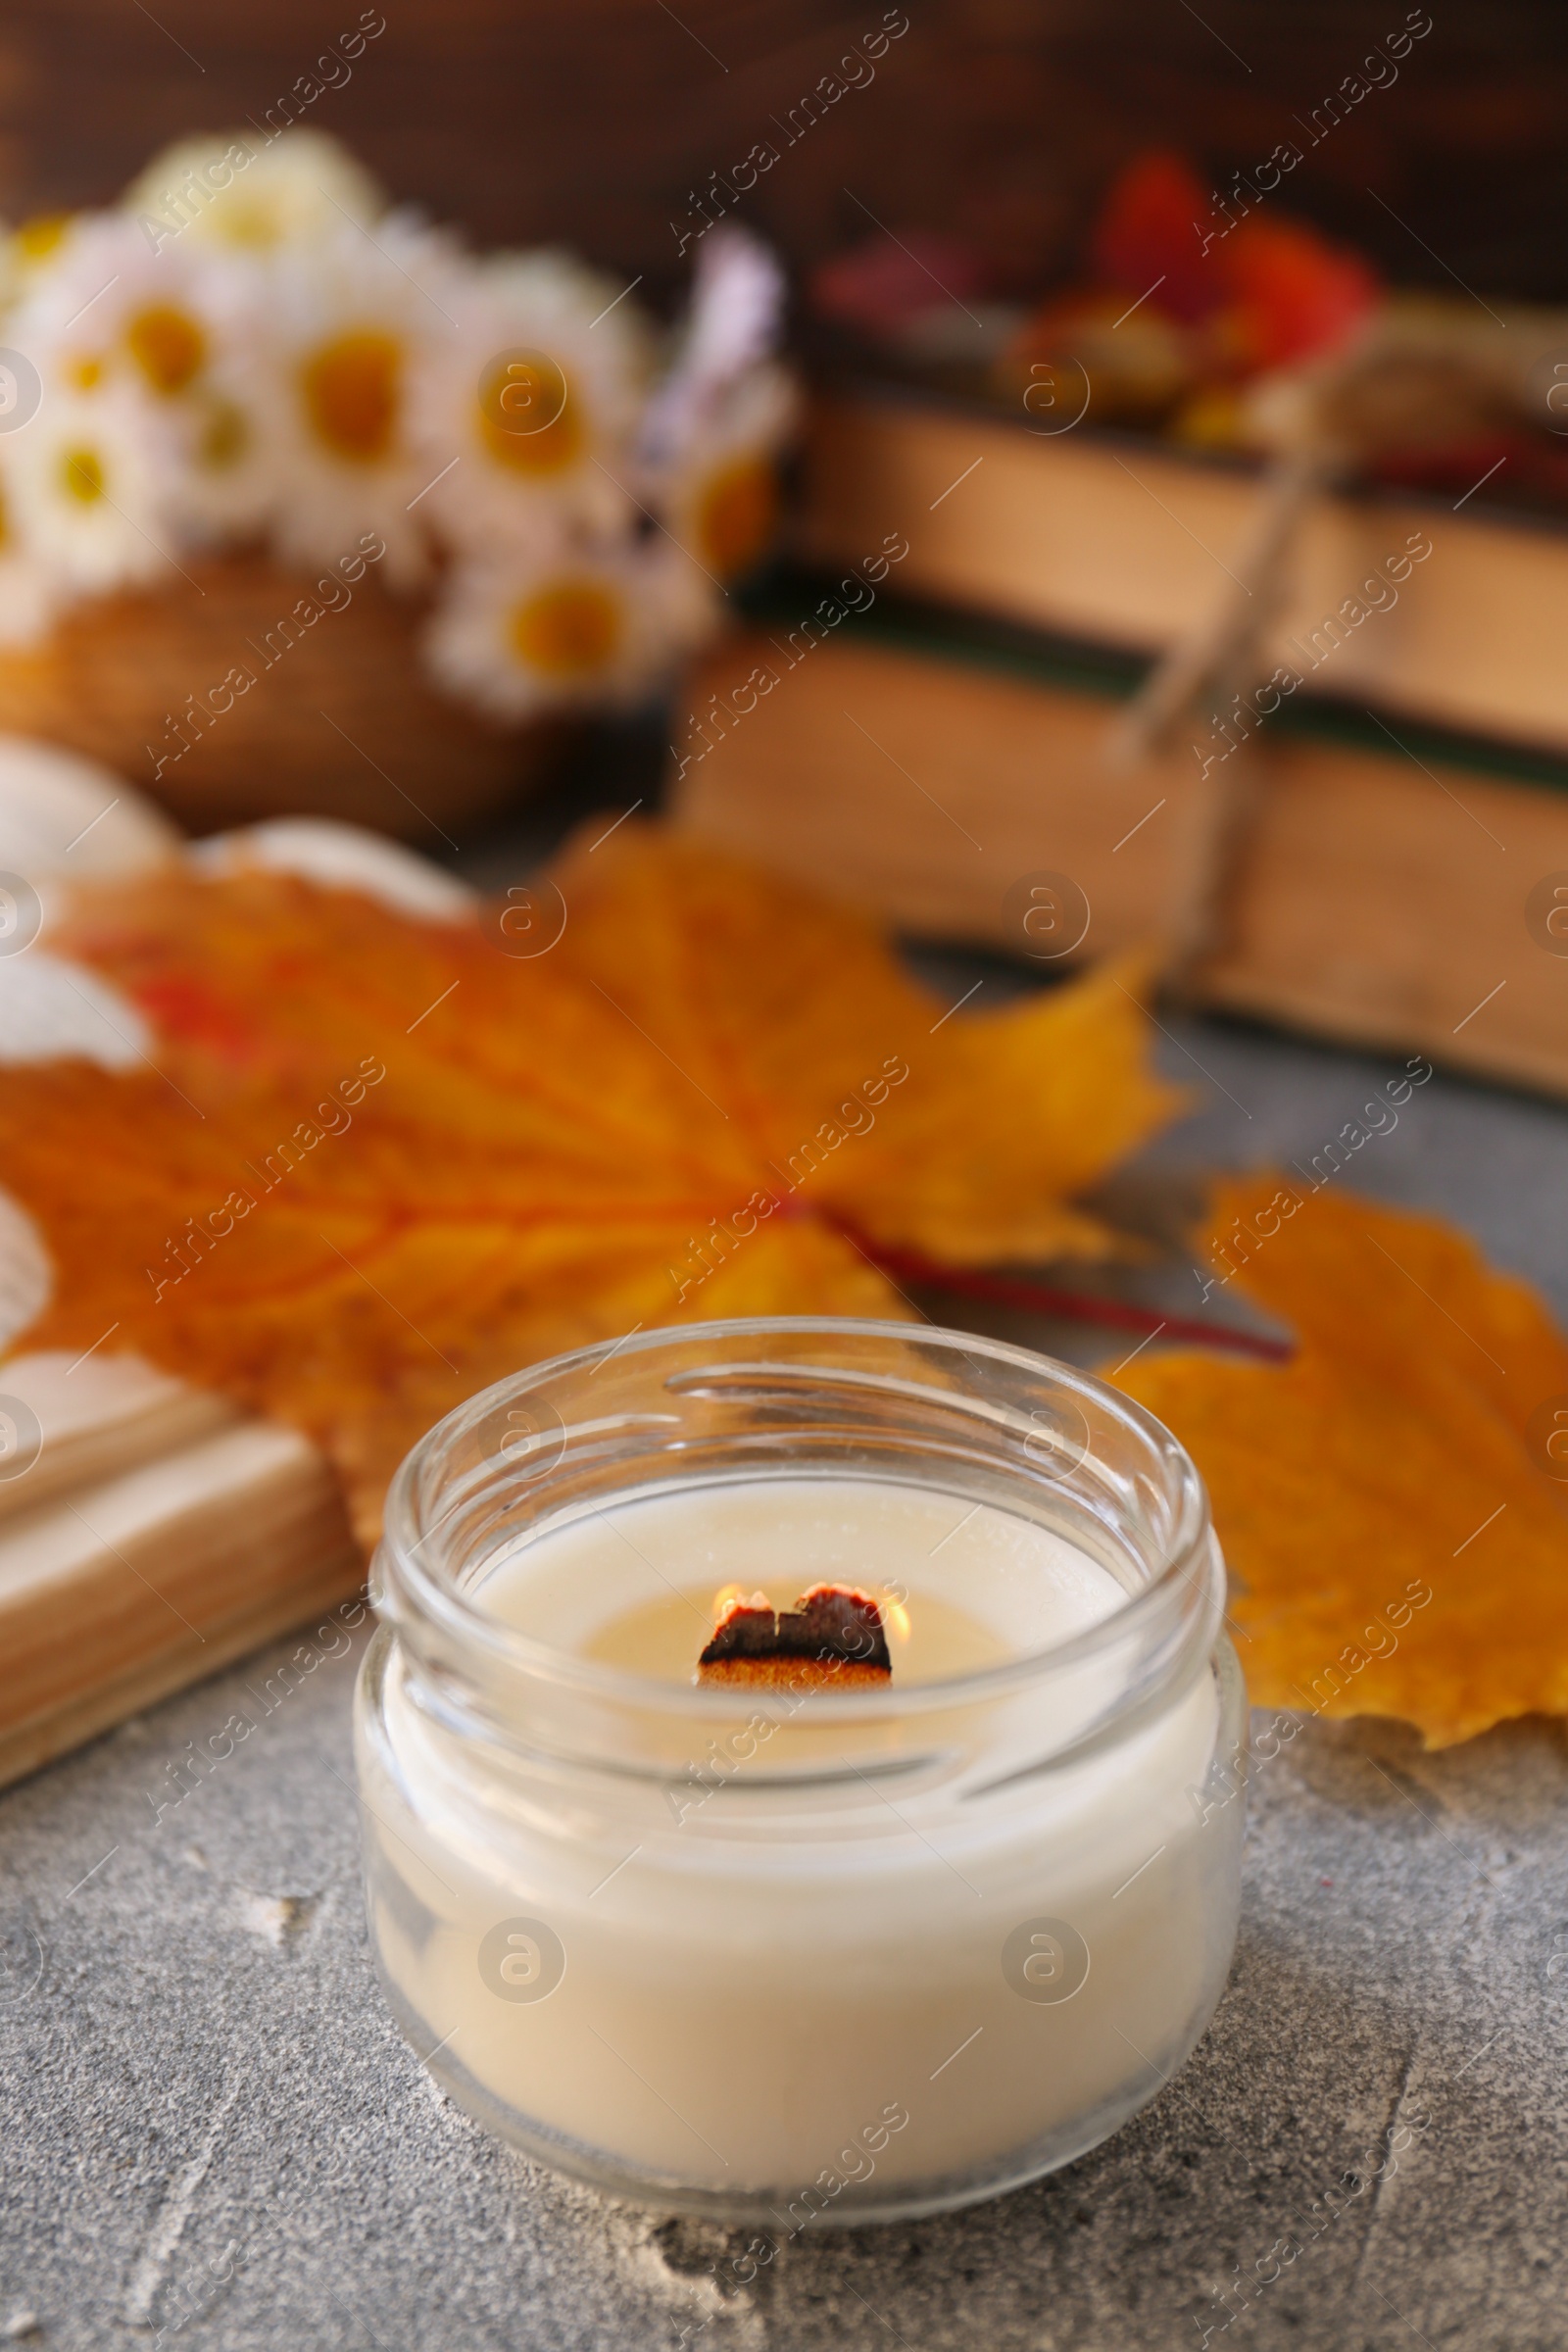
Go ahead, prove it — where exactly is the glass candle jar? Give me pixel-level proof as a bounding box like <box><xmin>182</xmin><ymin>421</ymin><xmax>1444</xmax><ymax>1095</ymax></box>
<box><xmin>355</xmin><ymin>1317</ymin><xmax>1245</xmax><ymax>2225</ymax></box>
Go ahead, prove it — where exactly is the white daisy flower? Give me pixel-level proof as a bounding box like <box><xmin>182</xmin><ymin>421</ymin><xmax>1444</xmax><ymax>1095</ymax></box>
<box><xmin>162</xmin><ymin>252</ymin><xmax>281</xmax><ymax>542</ymax></box>
<box><xmin>168</xmin><ymin>340</ymin><xmax>279</xmax><ymax>542</ymax></box>
<box><xmin>6</xmin><ymin>212</ymin><xmax>276</xmax><ymax>541</ymax></box>
<box><xmin>411</xmin><ymin>249</ymin><xmax>652</xmax><ymax>558</ymax></box>
<box><xmin>121</xmin><ymin>128</ymin><xmax>387</xmax><ymax>259</ymax></box>
<box><xmin>6</xmin><ymin>214</ymin><xmax>179</xmax><ymax>400</ymax></box>
<box><xmin>263</xmin><ymin>212</ymin><xmax>471</xmax><ymax>585</ymax></box>
<box><xmin>423</xmin><ymin>541</ymin><xmax>717</xmax><ymax>723</ymax></box>
<box><xmin>640</xmin><ymin>228</ymin><xmax>787</xmax><ymax>468</ymax></box>
<box><xmin>653</xmin><ymin>362</ymin><xmax>797</xmax><ymax>583</ymax></box>
<box><xmin>4</xmin><ymin>211</ymin><xmax>84</xmax><ymax>305</ymax></box>
<box><xmin>637</xmin><ymin>228</ymin><xmax>796</xmax><ymax>582</ymax></box>
<box><xmin>6</xmin><ymin>387</ymin><xmax>180</xmax><ymax>595</ymax></box>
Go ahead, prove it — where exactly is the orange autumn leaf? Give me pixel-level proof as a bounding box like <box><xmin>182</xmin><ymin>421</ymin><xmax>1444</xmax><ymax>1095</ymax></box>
<box><xmin>0</xmin><ymin>822</ymin><xmax>1181</xmax><ymax>1544</ymax></box>
<box><xmin>1111</xmin><ymin>1175</ymin><xmax>1568</xmax><ymax>1747</ymax></box>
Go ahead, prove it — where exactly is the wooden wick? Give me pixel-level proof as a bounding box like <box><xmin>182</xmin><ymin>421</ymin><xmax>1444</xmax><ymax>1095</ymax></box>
<box><xmin>698</xmin><ymin>1583</ymin><xmax>892</xmax><ymax>1689</ymax></box>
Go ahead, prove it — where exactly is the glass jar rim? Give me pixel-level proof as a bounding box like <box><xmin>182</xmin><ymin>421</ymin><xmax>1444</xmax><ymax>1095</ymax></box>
<box><xmin>373</xmin><ymin>1314</ymin><xmax>1220</xmax><ymax>1726</ymax></box>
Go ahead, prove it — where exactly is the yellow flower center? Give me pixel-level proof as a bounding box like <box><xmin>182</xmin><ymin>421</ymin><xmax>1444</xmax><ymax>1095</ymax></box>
<box><xmin>125</xmin><ymin>303</ymin><xmax>207</xmax><ymax>396</ymax></box>
<box><xmin>696</xmin><ymin>456</ymin><xmax>778</xmax><ymax>579</ymax></box>
<box><xmin>16</xmin><ymin>213</ymin><xmax>70</xmax><ymax>265</ymax></box>
<box><xmin>211</xmin><ymin>195</ymin><xmax>282</xmax><ymax>249</ymax></box>
<box><xmin>509</xmin><ymin>581</ymin><xmax>621</xmax><ymax>678</ymax></box>
<box><xmin>478</xmin><ymin>353</ymin><xmax>582</xmax><ymax>477</ymax></box>
<box><xmin>199</xmin><ymin>395</ymin><xmax>250</xmax><ymax>469</ymax></box>
<box><xmin>301</xmin><ymin>330</ymin><xmax>402</xmax><ymax>464</ymax></box>
<box><xmin>61</xmin><ymin>447</ymin><xmax>105</xmax><ymax>504</ymax></box>
<box><xmin>67</xmin><ymin>354</ymin><xmax>105</xmax><ymax>393</ymax></box>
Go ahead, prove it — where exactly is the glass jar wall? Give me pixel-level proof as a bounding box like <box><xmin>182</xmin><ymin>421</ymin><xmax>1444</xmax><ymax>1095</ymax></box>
<box><xmin>355</xmin><ymin>1317</ymin><xmax>1246</xmax><ymax>2224</ymax></box>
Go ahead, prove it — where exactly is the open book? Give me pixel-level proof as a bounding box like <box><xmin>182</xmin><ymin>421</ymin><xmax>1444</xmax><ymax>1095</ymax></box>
<box><xmin>0</xmin><ymin>740</ymin><xmax>470</xmax><ymax>1787</ymax></box>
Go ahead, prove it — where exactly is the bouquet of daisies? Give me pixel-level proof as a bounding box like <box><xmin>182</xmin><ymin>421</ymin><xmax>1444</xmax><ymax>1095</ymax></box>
<box><xmin>0</xmin><ymin>129</ymin><xmax>794</xmax><ymax>721</ymax></box>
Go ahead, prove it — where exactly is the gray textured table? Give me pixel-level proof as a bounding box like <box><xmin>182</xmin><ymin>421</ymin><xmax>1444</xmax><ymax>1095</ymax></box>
<box><xmin>5</xmin><ymin>1006</ymin><xmax>1568</xmax><ymax>2352</ymax></box>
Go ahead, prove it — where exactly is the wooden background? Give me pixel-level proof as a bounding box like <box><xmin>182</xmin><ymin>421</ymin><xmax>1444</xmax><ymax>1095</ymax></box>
<box><xmin>0</xmin><ymin>0</ymin><xmax>1562</xmax><ymax>307</ymax></box>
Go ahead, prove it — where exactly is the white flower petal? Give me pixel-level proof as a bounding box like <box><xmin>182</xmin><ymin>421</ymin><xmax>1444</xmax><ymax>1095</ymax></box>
<box><xmin>189</xmin><ymin>818</ymin><xmax>475</xmax><ymax>923</ymax></box>
<box><xmin>0</xmin><ymin>735</ymin><xmax>176</xmax><ymax>879</ymax></box>
<box><xmin>120</xmin><ymin>129</ymin><xmax>387</xmax><ymax>256</ymax></box>
<box><xmin>640</xmin><ymin>227</ymin><xmax>787</xmax><ymax>468</ymax></box>
<box><xmin>0</xmin><ymin>951</ymin><xmax>152</xmax><ymax>1068</ymax></box>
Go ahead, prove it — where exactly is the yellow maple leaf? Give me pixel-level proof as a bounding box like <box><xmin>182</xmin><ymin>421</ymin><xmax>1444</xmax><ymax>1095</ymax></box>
<box><xmin>1112</xmin><ymin>1174</ymin><xmax>1568</xmax><ymax>1746</ymax></box>
<box><xmin>0</xmin><ymin>823</ymin><xmax>1180</xmax><ymax>1543</ymax></box>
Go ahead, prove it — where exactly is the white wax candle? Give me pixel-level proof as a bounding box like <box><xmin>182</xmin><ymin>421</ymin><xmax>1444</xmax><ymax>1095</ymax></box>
<box><xmin>359</xmin><ymin>1472</ymin><xmax>1237</xmax><ymax>2211</ymax></box>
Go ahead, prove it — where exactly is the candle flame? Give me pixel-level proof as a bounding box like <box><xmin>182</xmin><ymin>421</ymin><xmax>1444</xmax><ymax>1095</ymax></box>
<box><xmin>880</xmin><ymin>1593</ymin><xmax>912</xmax><ymax>1643</ymax></box>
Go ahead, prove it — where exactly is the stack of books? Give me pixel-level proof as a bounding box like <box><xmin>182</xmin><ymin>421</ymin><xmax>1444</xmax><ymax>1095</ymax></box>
<box><xmin>670</xmin><ymin>384</ymin><xmax>1568</xmax><ymax>1098</ymax></box>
